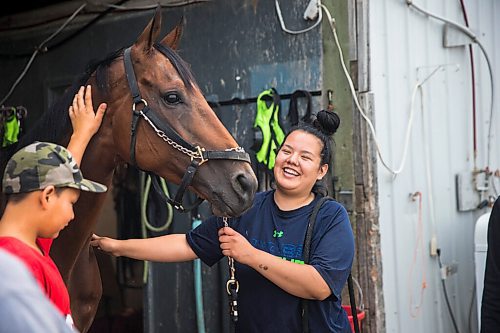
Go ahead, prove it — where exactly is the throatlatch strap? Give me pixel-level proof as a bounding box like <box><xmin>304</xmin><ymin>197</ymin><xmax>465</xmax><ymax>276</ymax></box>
<box><xmin>124</xmin><ymin>47</ymin><xmax>143</xmax><ymax>166</ymax></box>
<box><xmin>123</xmin><ymin>47</ymin><xmax>142</xmax><ymax>104</ymax></box>
<box><xmin>130</xmin><ymin>110</ymin><xmax>141</xmax><ymax>166</ymax></box>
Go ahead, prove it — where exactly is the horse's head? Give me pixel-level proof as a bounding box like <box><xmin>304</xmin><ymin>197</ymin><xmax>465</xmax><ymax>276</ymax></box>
<box><xmin>98</xmin><ymin>8</ymin><xmax>257</xmax><ymax>216</ymax></box>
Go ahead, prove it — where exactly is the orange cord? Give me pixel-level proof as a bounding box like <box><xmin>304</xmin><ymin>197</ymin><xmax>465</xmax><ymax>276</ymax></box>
<box><xmin>408</xmin><ymin>191</ymin><xmax>427</xmax><ymax>318</ymax></box>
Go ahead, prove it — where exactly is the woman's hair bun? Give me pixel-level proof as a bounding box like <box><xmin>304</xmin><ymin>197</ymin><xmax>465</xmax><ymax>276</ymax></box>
<box><xmin>312</xmin><ymin>109</ymin><xmax>340</xmax><ymax>136</ymax></box>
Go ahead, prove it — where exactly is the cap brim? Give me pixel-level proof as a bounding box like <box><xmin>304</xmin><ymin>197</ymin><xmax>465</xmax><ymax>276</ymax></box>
<box><xmin>64</xmin><ymin>179</ymin><xmax>108</xmax><ymax>193</ymax></box>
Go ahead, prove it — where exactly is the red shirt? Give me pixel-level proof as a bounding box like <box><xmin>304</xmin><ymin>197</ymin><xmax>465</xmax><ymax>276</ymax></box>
<box><xmin>0</xmin><ymin>237</ymin><xmax>71</xmax><ymax>316</ymax></box>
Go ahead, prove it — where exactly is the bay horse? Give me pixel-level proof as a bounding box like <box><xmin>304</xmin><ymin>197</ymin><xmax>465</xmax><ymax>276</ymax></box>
<box><xmin>0</xmin><ymin>7</ymin><xmax>257</xmax><ymax>332</ymax></box>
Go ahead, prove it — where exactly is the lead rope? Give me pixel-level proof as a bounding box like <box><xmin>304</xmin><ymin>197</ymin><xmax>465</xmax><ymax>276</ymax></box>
<box><xmin>223</xmin><ymin>216</ymin><xmax>239</xmax><ymax>323</ymax></box>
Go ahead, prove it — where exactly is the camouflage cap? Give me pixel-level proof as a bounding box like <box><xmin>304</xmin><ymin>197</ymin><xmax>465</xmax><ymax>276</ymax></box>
<box><xmin>2</xmin><ymin>141</ymin><xmax>107</xmax><ymax>194</ymax></box>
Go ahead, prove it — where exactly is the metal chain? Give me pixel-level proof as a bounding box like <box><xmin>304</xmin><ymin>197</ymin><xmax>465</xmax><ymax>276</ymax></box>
<box><xmin>225</xmin><ymin>146</ymin><xmax>246</xmax><ymax>153</ymax></box>
<box><xmin>138</xmin><ymin>109</ymin><xmax>246</xmax><ymax>160</ymax></box>
<box><xmin>223</xmin><ymin>216</ymin><xmax>239</xmax><ymax>322</ymax></box>
<box><xmin>138</xmin><ymin>110</ymin><xmax>201</xmax><ymax>159</ymax></box>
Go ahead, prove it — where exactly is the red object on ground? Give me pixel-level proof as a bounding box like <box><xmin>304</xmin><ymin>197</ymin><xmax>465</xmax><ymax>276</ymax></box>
<box><xmin>342</xmin><ymin>305</ymin><xmax>365</xmax><ymax>333</ymax></box>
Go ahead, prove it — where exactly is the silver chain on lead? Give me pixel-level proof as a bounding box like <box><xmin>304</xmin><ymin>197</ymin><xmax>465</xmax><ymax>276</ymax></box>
<box><xmin>223</xmin><ymin>216</ymin><xmax>239</xmax><ymax>320</ymax></box>
<box><xmin>223</xmin><ymin>217</ymin><xmax>237</xmax><ymax>284</ymax></box>
<box><xmin>138</xmin><ymin>109</ymin><xmax>246</xmax><ymax>162</ymax></box>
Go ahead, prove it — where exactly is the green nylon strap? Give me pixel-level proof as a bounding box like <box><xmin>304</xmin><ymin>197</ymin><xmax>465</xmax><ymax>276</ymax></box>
<box><xmin>254</xmin><ymin>88</ymin><xmax>285</xmax><ymax>170</ymax></box>
<box><xmin>2</xmin><ymin>109</ymin><xmax>20</xmax><ymax>148</ymax></box>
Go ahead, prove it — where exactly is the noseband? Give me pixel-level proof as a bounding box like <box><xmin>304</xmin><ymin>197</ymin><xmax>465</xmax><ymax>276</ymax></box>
<box><xmin>123</xmin><ymin>44</ymin><xmax>251</xmax><ymax>212</ymax></box>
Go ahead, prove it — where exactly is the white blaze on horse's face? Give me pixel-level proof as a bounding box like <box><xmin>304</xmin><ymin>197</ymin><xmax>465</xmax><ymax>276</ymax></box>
<box><xmin>114</xmin><ymin>7</ymin><xmax>257</xmax><ymax>216</ymax></box>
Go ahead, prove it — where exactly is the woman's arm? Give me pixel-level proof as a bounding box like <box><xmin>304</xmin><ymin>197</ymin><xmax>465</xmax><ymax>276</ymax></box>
<box><xmin>67</xmin><ymin>85</ymin><xmax>107</xmax><ymax>165</ymax></box>
<box><xmin>218</xmin><ymin>227</ymin><xmax>331</xmax><ymax>300</ymax></box>
<box><xmin>90</xmin><ymin>234</ymin><xmax>198</xmax><ymax>262</ymax></box>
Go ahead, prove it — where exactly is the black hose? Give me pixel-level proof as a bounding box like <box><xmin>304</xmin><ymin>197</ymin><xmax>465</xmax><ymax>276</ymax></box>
<box><xmin>347</xmin><ymin>273</ymin><xmax>361</xmax><ymax>333</ymax></box>
<box><xmin>437</xmin><ymin>249</ymin><xmax>461</xmax><ymax>333</ymax></box>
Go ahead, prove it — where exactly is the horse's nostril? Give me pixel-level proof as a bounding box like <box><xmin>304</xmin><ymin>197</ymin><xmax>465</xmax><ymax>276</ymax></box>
<box><xmin>235</xmin><ymin>173</ymin><xmax>257</xmax><ymax>194</ymax></box>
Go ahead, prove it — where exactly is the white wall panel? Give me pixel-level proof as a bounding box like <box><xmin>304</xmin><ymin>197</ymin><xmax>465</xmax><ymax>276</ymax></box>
<box><xmin>368</xmin><ymin>1</ymin><xmax>499</xmax><ymax>332</ymax></box>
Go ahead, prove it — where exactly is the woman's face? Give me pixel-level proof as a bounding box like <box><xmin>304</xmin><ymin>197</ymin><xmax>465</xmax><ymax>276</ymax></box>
<box><xmin>274</xmin><ymin>130</ymin><xmax>328</xmax><ymax>196</ymax></box>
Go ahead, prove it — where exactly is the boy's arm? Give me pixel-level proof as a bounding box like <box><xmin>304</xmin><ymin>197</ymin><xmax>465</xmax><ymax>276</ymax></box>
<box><xmin>90</xmin><ymin>234</ymin><xmax>198</xmax><ymax>262</ymax></box>
<box><xmin>67</xmin><ymin>85</ymin><xmax>107</xmax><ymax>165</ymax></box>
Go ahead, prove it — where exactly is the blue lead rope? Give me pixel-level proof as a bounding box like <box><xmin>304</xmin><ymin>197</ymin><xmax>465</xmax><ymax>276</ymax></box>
<box><xmin>192</xmin><ymin>218</ymin><xmax>206</xmax><ymax>333</ymax></box>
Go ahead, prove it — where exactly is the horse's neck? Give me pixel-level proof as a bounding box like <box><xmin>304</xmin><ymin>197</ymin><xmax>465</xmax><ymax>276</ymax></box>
<box><xmin>52</xmin><ymin>191</ymin><xmax>111</xmax><ymax>281</ymax></box>
<box><xmin>51</xmin><ymin>109</ymin><xmax>119</xmax><ymax>280</ymax></box>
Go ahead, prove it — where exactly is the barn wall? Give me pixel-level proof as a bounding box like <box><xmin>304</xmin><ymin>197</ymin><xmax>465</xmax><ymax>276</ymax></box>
<box><xmin>369</xmin><ymin>1</ymin><xmax>500</xmax><ymax>332</ymax></box>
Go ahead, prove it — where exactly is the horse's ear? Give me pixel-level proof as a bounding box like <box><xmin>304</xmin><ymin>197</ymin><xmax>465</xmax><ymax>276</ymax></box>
<box><xmin>160</xmin><ymin>17</ymin><xmax>183</xmax><ymax>50</ymax></box>
<box><xmin>135</xmin><ymin>5</ymin><xmax>162</xmax><ymax>51</ymax></box>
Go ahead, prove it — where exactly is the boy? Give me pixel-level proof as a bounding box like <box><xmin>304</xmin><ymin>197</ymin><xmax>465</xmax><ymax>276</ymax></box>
<box><xmin>0</xmin><ymin>85</ymin><xmax>107</xmax><ymax>330</ymax></box>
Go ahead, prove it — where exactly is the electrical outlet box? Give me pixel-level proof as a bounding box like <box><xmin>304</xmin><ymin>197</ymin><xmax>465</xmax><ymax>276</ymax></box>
<box><xmin>337</xmin><ymin>190</ymin><xmax>353</xmax><ymax>213</ymax></box>
<box><xmin>440</xmin><ymin>263</ymin><xmax>459</xmax><ymax>280</ymax></box>
<box><xmin>447</xmin><ymin>263</ymin><xmax>458</xmax><ymax>276</ymax></box>
<box><xmin>456</xmin><ymin>171</ymin><xmax>480</xmax><ymax>211</ymax></box>
<box><xmin>443</xmin><ymin>24</ymin><xmax>473</xmax><ymax>48</ymax></box>
<box><xmin>429</xmin><ymin>236</ymin><xmax>438</xmax><ymax>257</ymax></box>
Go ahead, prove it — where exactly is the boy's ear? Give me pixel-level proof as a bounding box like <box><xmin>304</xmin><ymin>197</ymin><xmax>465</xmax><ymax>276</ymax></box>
<box><xmin>40</xmin><ymin>186</ymin><xmax>56</xmax><ymax>208</ymax></box>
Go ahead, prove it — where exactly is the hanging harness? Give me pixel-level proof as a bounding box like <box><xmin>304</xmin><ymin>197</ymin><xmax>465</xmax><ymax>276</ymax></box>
<box><xmin>288</xmin><ymin>89</ymin><xmax>313</xmax><ymax>127</ymax></box>
<box><xmin>302</xmin><ymin>196</ymin><xmax>361</xmax><ymax>333</ymax></box>
<box><xmin>123</xmin><ymin>44</ymin><xmax>251</xmax><ymax>212</ymax></box>
<box><xmin>1</xmin><ymin>106</ymin><xmax>27</xmax><ymax>148</ymax></box>
<box><xmin>252</xmin><ymin>88</ymin><xmax>285</xmax><ymax>170</ymax></box>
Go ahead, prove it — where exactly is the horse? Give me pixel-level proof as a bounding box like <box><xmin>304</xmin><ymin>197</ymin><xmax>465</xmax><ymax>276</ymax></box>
<box><xmin>0</xmin><ymin>7</ymin><xmax>257</xmax><ymax>332</ymax></box>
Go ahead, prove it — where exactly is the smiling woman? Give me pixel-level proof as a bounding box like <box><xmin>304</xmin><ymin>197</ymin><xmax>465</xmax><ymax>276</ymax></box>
<box><xmin>273</xmin><ymin>130</ymin><xmax>328</xmax><ymax>205</ymax></box>
<box><xmin>91</xmin><ymin>109</ymin><xmax>356</xmax><ymax>333</ymax></box>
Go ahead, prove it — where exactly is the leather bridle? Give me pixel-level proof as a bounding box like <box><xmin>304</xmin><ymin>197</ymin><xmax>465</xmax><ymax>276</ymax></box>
<box><xmin>123</xmin><ymin>43</ymin><xmax>251</xmax><ymax>212</ymax></box>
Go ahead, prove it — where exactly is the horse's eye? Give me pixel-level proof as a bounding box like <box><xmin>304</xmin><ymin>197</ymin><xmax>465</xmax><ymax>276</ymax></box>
<box><xmin>164</xmin><ymin>93</ymin><xmax>182</xmax><ymax>105</ymax></box>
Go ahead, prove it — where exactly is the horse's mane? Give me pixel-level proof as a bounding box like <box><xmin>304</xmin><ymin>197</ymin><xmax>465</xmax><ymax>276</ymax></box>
<box><xmin>0</xmin><ymin>48</ymin><xmax>125</xmax><ymax>179</ymax></box>
<box><xmin>0</xmin><ymin>43</ymin><xmax>196</xmax><ymax>183</ymax></box>
<box><xmin>158</xmin><ymin>45</ymin><xmax>196</xmax><ymax>90</ymax></box>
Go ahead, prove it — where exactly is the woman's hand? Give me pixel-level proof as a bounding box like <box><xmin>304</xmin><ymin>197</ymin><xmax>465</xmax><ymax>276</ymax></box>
<box><xmin>218</xmin><ymin>227</ymin><xmax>257</xmax><ymax>265</ymax></box>
<box><xmin>90</xmin><ymin>233</ymin><xmax>197</xmax><ymax>262</ymax></box>
<box><xmin>90</xmin><ymin>234</ymin><xmax>120</xmax><ymax>257</ymax></box>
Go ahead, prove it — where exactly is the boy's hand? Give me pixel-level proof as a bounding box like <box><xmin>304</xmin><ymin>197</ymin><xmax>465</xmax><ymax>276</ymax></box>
<box><xmin>69</xmin><ymin>85</ymin><xmax>106</xmax><ymax>139</ymax></box>
<box><xmin>67</xmin><ymin>85</ymin><xmax>107</xmax><ymax>165</ymax></box>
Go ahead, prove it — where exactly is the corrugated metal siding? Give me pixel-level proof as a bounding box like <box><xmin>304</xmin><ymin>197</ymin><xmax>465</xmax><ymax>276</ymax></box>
<box><xmin>369</xmin><ymin>1</ymin><xmax>499</xmax><ymax>332</ymax></box>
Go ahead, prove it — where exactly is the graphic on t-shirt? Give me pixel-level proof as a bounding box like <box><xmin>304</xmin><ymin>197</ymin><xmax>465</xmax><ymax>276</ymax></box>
<box><xmin>273</xmin><ymin>230</ymin><xmax>284</xmax><ymax>238</ymax></box>
<box><xmin>250</xmin><ymin>237</ymin><xmax>304</xmax><ymax>264</ymax></box>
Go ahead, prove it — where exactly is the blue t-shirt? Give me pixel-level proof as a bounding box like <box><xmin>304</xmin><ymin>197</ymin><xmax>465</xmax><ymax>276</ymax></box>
<box><xmin>186</xmin><ymin>190</ymin><xmax>354</xmax><ymax>333</ymax></box>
